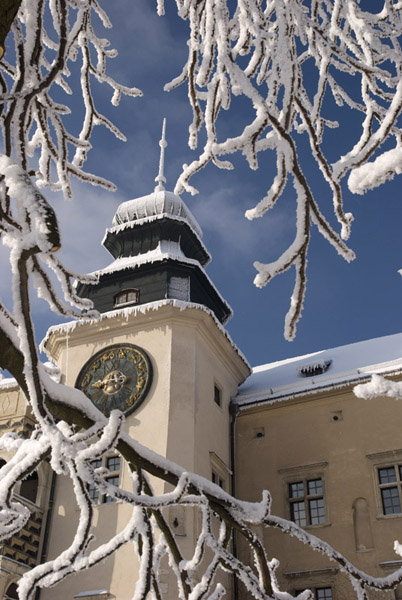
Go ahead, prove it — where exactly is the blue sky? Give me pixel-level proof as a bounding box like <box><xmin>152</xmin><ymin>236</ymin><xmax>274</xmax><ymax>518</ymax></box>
<box><xmin>2</xmin><ymin>1</ymin><xmax>402</xmax><ymax>369</ymax></box>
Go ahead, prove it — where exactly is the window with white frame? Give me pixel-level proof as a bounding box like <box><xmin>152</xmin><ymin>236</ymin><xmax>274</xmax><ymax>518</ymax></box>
<box><xmin>289</xmin><ymin>477</ymin><xmax>326</xmax><ymax>526</ymax></box>
<box><xmin>377</xmin><ymin>464</ymin><xmax>402</xmax><ymax>515</ymax></box>
<box><xmin>87</xmin><ymin>455</ymin><xmax>121</xmax><ymax>505</ymax></box>
<box><xmin>114</xmin><ymin>288</ymin><xmax>139</xmax><ymax>308</ymax></box>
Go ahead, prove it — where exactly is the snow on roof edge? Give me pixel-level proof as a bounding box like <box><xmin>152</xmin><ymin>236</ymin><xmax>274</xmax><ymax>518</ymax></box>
<box><xmin>89</xmin><ymin>251</ymin><xmax>233</xmax><ymax>320</ymax></box>
<box><xmin>102</xmin><ymin>213</ymin><xmax>211</xmax><ymax>265</ymax></box>
<box><xmin>235</xmin><ymin>331</ymin><xmax>402</xmax><ymax>409</ymax></box>
<box><xmin>234</xmin><ymin>366</ymin><xmax>402</xmax><ymax>410</ymax></box>
<box><xmin>41</xmin><ymin>299</ymin><xmax>251</xmax><ymax>372</ymax></box>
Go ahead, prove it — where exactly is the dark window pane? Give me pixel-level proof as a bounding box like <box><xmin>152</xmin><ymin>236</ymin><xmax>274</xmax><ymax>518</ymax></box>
<box><xmin>103</xmin><ymin>475</ymin><xmax>119</xmax><ymax>503</ymax></box>
<box><xmin>114</xmin><ymin>289</ymin><xmax>138</xmax><ymax>306</ymax></box>
<box><xmin>291</xmin><ymin>501</ymin><xmax>306</xmax><ymax>526</ymax></box>
<box><xmin>289</xmin><ymin>482</ymin><xmax>304</xmax><ymax>498</ymax></box>
<box><xmin>20</xmin><ymin>472</ymin><xmax>39</xmax><ymax>504</ymax></box>
<box><xmin>308</xmin><ymin>478</ymin><xmax>323</xmax><ymax>496</ymax></box>
<box><xmin>5</xmin><ymin>583</ymin><xmax>19</xmax><ymax>599</ymax></box>
<box><xmin>90</xmin><ymin>459</ymin><xmax>102</xmax><ymax>469</ymax></box>
<box><xmin>316</xmin><ymin>588</ymin><xmax>332</xmax><ymax>600</ymax></box>
<box><xmin>379</xmin><ymin>467</ymin><xmax>396</xmax><ymax>484</ymax></box>
<box><xmin>106</xmin><ymin>456</ymin><xmax>120</xmax><ymax>472</ymax></box>
<box><xmin>309</xmin><ymin>498</ymin><xmax>326</xmax><ymax>524</ymax></box>
<box><xmin>212</xmin><ymin>472</ymin><xmax>223</xmax><ymax>488</ymax></box>
<box><xmin>381</xmin><ymin>487</ymin><xmax>401</xmax><ymax>514</ymax></box>
<box><xmin>214</xmin><ymin>386</ymin><xmax>221</xmax><ymax>406</ymax></box>
<box><xmin>88</xmin><ymin>484</ymin><xmax>99</xmax><ymax>503</ymax></box>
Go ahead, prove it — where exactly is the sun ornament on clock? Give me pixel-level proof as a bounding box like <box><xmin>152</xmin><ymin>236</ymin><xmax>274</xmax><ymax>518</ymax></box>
<box><xmin>76</xmin><ymin>344</ymin><xmax>152</xmax><ymax>417</ymax></box>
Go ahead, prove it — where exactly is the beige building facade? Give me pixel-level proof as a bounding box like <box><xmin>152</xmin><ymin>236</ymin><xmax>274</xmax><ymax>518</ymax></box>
<box><xmin>235</xmin><ymin>336</ymin><xmax>402</xmax><ymax>599</ymax></box>
<box><xmin>1</xmin><ymin>178</ymin><xmax>402</xmax><ymax>599</ymax></box>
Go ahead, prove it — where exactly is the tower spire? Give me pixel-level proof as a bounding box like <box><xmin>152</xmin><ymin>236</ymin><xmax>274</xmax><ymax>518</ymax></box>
<box><xmin>154</xmin><ymin>118</ymin><xmax>167</xmax><ymax>192</ymax></box>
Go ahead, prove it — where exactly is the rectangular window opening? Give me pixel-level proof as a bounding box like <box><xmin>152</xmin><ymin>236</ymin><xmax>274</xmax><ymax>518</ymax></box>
<box><xmin>212</xmin><ymin>471</ymin><xmax>224</xmax><ymax>489</ymax></box>
<box><xmin>289</xmin><ymin>477</ymin><xmax>326</xmax><ymax>527</ymax></box>
<box><xmin>87</xmin><ymin>454</ymin><xmax>121</xmax><ymax>506</ymax></box>
<box><xmin>378</xmin><ymin>464</ymin><xmax>402</xmax><ymax>515</ymax></box>
<box><xmin>214</xmin><ymin>385</ymin><xmax>222</xmax><ymax>407</ymax></box>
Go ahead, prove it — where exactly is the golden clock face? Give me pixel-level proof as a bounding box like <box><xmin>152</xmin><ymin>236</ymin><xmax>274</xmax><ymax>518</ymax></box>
<box><xmin>75</xmin><ymin>344</ymin><xmax>152</xmax><ymax>417</ymax></box>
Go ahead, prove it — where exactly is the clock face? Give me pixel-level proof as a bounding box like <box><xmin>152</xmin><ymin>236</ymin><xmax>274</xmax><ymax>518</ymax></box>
<box><xmin>75</xmin><ymin>344</ymin><xmax>152</xmax><ymax>417</ymax></box>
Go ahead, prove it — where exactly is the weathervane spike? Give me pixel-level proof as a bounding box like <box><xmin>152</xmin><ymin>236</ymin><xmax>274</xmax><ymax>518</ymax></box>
<box><xmin>154</xmin><ymin>118</ymin><xmax>167</xmax><ymax>191</ymax></box>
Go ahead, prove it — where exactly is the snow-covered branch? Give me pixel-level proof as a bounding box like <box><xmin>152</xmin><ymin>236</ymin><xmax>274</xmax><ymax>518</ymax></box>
<box><xmin>166</xmin><ymin>0</ymin><xmax>402</xmax><ymax>338</ymax></box>
<box><xmin>0</xmin><ymin>0</ymin><xmax>141</xmax><ymax>198</ymax></box>
<box><xmin>2</xmin><ymin>1</ymin><xmax>402</xmax><ymax>599</ymax></box>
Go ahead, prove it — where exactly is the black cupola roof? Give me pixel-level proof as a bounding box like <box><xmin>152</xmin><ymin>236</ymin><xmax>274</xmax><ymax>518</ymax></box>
<box><xmin>76</xmin><ymin>122</ymin><xmax>232</xmax><ymax>324</ymax></box>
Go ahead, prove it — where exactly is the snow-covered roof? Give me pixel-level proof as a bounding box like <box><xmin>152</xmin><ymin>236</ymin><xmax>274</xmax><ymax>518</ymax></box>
<box><xmin>93</xmin><ymin>240</ymin><xmax>199</xmax><ymax>275</ymax></box>
<box><xmin>112</xmin><ymin>190</ymin><xmax>203</xmax><ymax>239</ymax></box>
<box><xmin>41</xmin><ymin>299</ymin><xmax>250</xmax><ymax>372</ymax></box>
<box><xmin>235</xmin><ymin>332</ymin><xmax>402</xmax><ymax>408</ymax></box>
<box><xmin>102</xmin><ymin>213</ymin><xmax>211</xmax><ymax>265</ymax></box>
<box><xmin>0</xmin><ymin>361</ymin><xmax>61</xmax><ymax>391</ymax></box>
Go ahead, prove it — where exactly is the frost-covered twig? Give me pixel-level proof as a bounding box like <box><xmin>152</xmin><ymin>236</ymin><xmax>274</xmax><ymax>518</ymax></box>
<box><xmin>168</xmin><ymin>0</ymin><xmax>402</xmax><ymax>338</ymax></box>
<box><xmin>0</xmin><ymin>0</ymin><xmax>141</xmax><ymax>198</ymax></box>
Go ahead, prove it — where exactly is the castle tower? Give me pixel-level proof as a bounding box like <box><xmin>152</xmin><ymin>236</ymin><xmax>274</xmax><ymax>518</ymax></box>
<box><xmin>40</xmin><ymin>126</ymin><xmax>250</xmax><ymax>599</ymax></box>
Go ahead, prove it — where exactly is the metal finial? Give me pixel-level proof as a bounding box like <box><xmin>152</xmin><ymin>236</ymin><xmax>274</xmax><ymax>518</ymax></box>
<box><xmin>154</xmin><ymin>118</ymin><xmax>167</xmax><ymax>191</ymax></box>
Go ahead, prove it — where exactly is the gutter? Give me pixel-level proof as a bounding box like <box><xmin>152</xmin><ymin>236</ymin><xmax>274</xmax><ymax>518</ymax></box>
<box><xmin>230</xmin><ymin>402</ymin><xmax>240</xmax><ymax>600</ymax></box>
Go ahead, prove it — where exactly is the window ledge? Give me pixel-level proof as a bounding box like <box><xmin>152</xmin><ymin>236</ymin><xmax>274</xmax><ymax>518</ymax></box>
<box><xmin>376</xmin><ymin>513</ymin><xmax>402</xmax><ymax>520</ymax></box>
<box><xmin>113</xmin><ymin>301</ymin><xmax>138</xmax><ymax>309</ymax></box>
<box><xmin>304</xmin><ymin>522</ymin><xmax>332</xmax><ymax>530</ymax></box>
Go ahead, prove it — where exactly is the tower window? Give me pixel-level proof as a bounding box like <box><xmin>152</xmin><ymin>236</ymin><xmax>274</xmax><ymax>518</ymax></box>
<box><xmin>114</xmin><ymin>288</ymin><xmax>139</xmax><ymax>308</ymax></box>
<box><xmin>167</xmin><ymin>276</ymin><xmax>190</xmax><ymax>301</ymax></box>
<box><xmin>214</xmin><ymin>385</ymin><xmax>222</xmax><ymax>407</ymax></box>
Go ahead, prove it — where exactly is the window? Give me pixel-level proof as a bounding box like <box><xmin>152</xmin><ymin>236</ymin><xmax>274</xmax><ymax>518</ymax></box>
<box><xmin>114</xmin><ymin>288</ymin><xmax>139</xmax><ymax>307</ymax></box>
<box><xmin>295</xmin><ymin>587</ymin><xmax>332</xmax><ymax>599</ymax></box>
<box><xmin>20</xmin><ymin>472</ymin><xmax>39</xmax><ymax>504</ymax></box>
<box><xmin>210</xmin><ymin>452</ymin><xmax>229</xmax><ymax>492</ymax></box>
<box><xmin>289</xmin><ymin>478</ymin><xmax>326</xmax><ymax>526</ymax></box>
<box><xmin>87</xmin><ymin>455</ymin><xmax>121</xmax><ymax>505</ymax></box>
<box><xmin>214</xmin><ymin>385</ymin><xmax>222</xmax><ymax>407</ymax></box>
<box><xmin>167</xmin><ymin>276</ymin><xmax>190</xmax><ymax>301</ymax></box>
<box><xmin>298</xmin><ymin>360</ymin><xmax>332</xmax><ymax>377</ymax></box>
<box><xmin>5</xmin><ymin>583</ymin><xmax>19</xmax><ymax>600</ymax></box>
<box><xmin>212</xmin><ymin>471</ymin><xmax>224</xmax><ymax>489</ymax></box>
<box><xmin>378</xmin><ymin>465</ymin><xmax>402</xmax><ymax>515</ymax></box>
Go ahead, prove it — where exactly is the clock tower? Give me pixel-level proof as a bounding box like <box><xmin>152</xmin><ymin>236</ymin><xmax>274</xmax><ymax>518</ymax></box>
<box><xmin>41</xmin><ymin>124</ymin><xmax>250</xmax><ymax>599</ymax></box>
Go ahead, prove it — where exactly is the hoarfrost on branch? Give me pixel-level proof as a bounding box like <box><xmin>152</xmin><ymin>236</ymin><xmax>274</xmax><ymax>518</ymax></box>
<box><xmin>1</xmin><ymin>1</ymin><xmax>402</xmax><ymax>599</ymax></box>
<box><xmin>164</xmin><ymin>0</ymin><xmax>402</xmax><ymax>339</ymax></box>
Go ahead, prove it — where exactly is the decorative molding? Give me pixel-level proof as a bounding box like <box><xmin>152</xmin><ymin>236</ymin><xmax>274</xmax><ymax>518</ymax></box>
<box><xmin>284</xmin><ymin>567</ymin><xmax>338</xmax><ymax>579</ymax></box>
<box><xmin>278</xmin><ymin>461</ymin><xmax>328</xmax><ymax>475</ymax></box>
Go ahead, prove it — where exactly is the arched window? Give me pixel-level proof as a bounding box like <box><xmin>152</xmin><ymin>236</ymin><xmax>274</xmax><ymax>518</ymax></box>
<box><xmin>5</xmin><ymin>582</ymin><xmax>19</xmax><ymax>599</ymax></box>
<box><xmin>114</xmin><ymin>288</ymin><xmax>139</xmax><ymax>308</ymax></box>
<box><xmin>20</xmin><ymin>472</ymin><xmax>38</xmax><ymax>504</ymax></box>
